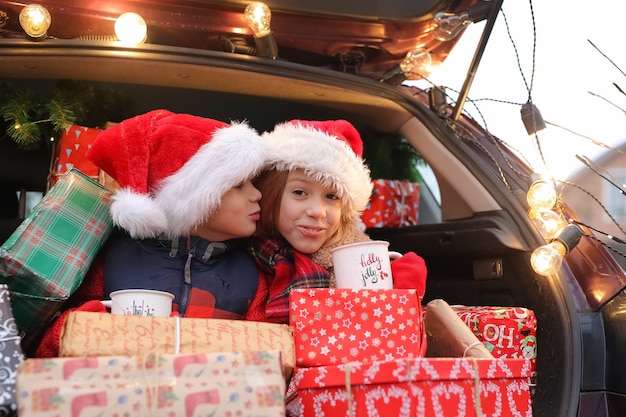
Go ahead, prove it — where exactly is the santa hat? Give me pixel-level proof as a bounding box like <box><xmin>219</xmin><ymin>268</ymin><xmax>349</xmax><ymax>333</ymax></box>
<box><xmin>86</xmin><ymin>109</ymin><xmax>265</xmax><ymax>238</ymax></box>
<box><xmin>263</xmin><ymin>119</ymin><xmax>372</xmax><ymax>220</ymax></box>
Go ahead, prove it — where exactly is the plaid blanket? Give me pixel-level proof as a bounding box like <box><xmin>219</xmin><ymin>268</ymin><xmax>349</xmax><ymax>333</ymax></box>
<box><xmin>250</xmin><ymin>238</ymin><xmax>330</xmax><ymax>323</ymax></box>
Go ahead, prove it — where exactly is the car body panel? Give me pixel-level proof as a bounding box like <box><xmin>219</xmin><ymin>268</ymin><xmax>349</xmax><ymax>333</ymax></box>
<box><xmin>0</xmin><ymin>0</ymin><xmax>480</xmax><ymax>79</ymax></box>
<box><xmin>2</xmin><ymin>1</ymin><xmax>626</xmax><ymax>417</ymax></box>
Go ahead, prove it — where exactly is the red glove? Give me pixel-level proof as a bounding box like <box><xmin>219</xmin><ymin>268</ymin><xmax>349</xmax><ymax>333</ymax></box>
<box><xmin>391</xmin><ymin>251</ymin><xmax>427</xmax><ymax>298</ymax></box>
<box><xmin>35</xmin><ymin>253</ymin><xmax>107</xmax><ymax>357</ymax></box>
<box><xmin>36</xmin><ymin>300</ymin><xmax>107</xmax><ymax>358</ymax></box>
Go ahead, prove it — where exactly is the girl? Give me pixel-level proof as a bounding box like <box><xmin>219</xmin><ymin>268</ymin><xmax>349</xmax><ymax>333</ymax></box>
<box><xmin>246</xmin><ymin>119</ymin><xmax>427</xmax><ymax>324</ymax></box>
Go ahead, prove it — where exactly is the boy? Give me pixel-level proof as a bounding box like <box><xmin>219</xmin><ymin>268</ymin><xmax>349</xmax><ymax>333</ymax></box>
<box><xmin>86</xmin><ymin>109</ymin><xmax>266</xmax><ymax>318</ymax></box>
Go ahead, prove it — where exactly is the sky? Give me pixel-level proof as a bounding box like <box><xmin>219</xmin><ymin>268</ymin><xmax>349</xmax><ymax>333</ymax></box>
<box><xmin>410</xmin><ymin>0</ymin><xmax>626</xmax><ymax>180</ymax></box>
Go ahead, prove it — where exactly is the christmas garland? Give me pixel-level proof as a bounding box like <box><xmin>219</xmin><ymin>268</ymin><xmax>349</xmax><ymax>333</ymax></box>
<box><xmin>0</xmin><ymin>79</ymin><xmax>133</xmax><ymax>150</ymax></box>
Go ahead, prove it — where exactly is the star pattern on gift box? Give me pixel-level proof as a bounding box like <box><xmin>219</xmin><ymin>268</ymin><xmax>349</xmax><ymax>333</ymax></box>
<box><xmin>290</xmin><ymin>288</ymin><xmax>425</xmax><ymax>367</ymax></box>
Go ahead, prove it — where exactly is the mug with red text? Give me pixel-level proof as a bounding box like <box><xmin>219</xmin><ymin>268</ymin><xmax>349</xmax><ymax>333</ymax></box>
<box><xmin>331</xmin><ymin>240</ymin><xmax>401</xmax><ymax>290</ymax></box>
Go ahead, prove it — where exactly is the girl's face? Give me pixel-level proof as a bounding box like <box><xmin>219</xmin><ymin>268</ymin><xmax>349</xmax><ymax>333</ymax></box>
<box><xmin>277</xmin><ymin>169</ymin><xmax>342</xmax><ymax>254</ymax></box>
<box><xmin>192</xmin><ymin>179</ymin><xmax>262</xmax><ymax>241</ymax></box>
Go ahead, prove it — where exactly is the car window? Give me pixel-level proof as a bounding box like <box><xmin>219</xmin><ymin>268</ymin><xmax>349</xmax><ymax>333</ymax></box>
<box><xmin>361</xmin><ymin>131</ymin><xmax>442</xmax><ymax>226</ymax></box>
<box><xmin>415</xmin><ymin>163</ymin><xmax>442</xmax><ymax>224</ymax></box>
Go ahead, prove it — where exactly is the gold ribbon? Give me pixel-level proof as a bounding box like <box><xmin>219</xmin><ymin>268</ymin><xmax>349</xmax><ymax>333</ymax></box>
<box><xmin>173</xmin><ymin>315</ymin><xmax>181</xmax><ymax>354</ymax></box>
<box><xmin>345</xmin><ymin>362</ymin><xmax>355</xmax><ymax>417</ymax></box>
<box><xmin>140</xmin><ymin>351</ymin><xmax>161</xmax><ymax>417</ymax></box>
<box><xmin>471</xmin><ymin>358</ymin><xmax>483</xmax><ymax>417</ymax></box>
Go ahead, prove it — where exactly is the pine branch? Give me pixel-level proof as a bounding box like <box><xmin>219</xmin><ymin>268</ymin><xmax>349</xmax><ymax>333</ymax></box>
<box><xmin>45</xmin><ymin>97</ymin><xmax>76</xmax><ymax>132</ymax></box>
<box><xmin>1</xmin><ymin>92</ymin><xmax>42</xmax><ymax>148</ymax></box>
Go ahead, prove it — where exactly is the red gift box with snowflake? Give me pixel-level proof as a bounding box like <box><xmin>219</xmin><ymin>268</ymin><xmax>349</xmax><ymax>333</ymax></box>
<box><xmin>285</xmin><ymin>357</ymin><xmax>533</xmax><ymax>417</ymax></box>
<box><xmin>451</xmin><ymin>305</ymin><xmax>537</xmax><ymax>393</ymax></box>
<box><xmin>50</xmin><ymin>125</ymin><xmax>102</xmax><ymax>186</ymax></box>
<box><xmin>289</xmin><ymin>288</ymin><xmax>426</xmax><ymax>367</ymax></box>
<box><xmin>360</xmin><ymin>179</ymin><xmax>420</xmax><ymax>228</ymax></box>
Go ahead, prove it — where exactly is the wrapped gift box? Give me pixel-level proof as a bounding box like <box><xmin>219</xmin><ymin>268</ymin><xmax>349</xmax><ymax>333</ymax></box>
<box><xmin>423</xmin><ymin>299</ymin><xmax>493</xmax><ymax>359</ymax></box>
<box><xmin>285</xmin><ymin>357</ymin><xmax>533</xmax><ymax>417</ymax></box>
<box><xmin>451</xmin><ymin>305</ymin><xmax>538</xmax><ymax>395</ymax></box>
<box><xmin>49</xmin><ymin>125</ymin><xmax>102</xmax><ymax>187</ymax></box>
<box><xmin>289</xmin><ymin>288</ymin><xmax>425</xmax><ymax>367</ymax></box>
<box><xmin>0</xmin><ymin>169</ymin><xmax>113</xmax><ymax>351</ymax></box>
<box><xmin>17</xmin><ymin>351</ymin><xmax>286</xmax><ymax>417</ymax></box>
<box><xmin>360</xmin><ymin>179</ymin><xmax>420</xmax><ymax>228</ymax></box>
<box><xmin>0</xmin><ymin>285</ymin><xmax>24</xmax><ymax>416</ymax></box>
<box><xmin>59</xmin><ymin>311</ymin><xmax>295</xmax><ymax>379</ymax></box>
<box><xmin>451</xmin><ymin>306</ymin><xmax>537</xmax><ymax>363</ymax></box>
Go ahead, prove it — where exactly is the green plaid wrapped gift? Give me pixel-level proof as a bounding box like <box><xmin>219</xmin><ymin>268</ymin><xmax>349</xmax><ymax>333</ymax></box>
<box><xmin>0</xmin><ymin>169</ymin><xmax>113</xmax><ymax>351</ymax></box>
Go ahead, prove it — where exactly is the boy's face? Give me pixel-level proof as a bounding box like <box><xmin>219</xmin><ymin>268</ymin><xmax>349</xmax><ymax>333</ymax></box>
<box><xmin>192</xmin><ymin>179</ymin><xmax>261</xmax><ymax>241</ymax></box>
<box><xmin>277</xmin><ymin>169</ymin><xmax>342</xmax><ymax>254</ymax></box>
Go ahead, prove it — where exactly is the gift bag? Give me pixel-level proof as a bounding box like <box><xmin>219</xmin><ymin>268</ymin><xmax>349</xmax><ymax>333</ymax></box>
<box><xmin>0</xmin><ymin>284</ymin><xmax>24</xmax><ymax>417</ymax></box>
<box><xmin>0</xmin><ymin>169</ymin><xmax>113</xmax><ymax>351</ymax></box>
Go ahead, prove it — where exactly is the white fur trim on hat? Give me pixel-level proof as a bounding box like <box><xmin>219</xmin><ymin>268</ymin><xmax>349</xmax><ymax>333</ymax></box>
<box><xmin>110</xmin><ymin>188</ymin><xmax>168</xmax><ymax>238</ymax></box>
<box><xmin>264</xmin><ymin>122</ymin><xmax>372</xmax><ymax>219</ymax></box>
<box><xmin>156</xmin><ymin>122</ymin><xmax>266</xmax><ymax>237</ymax></box>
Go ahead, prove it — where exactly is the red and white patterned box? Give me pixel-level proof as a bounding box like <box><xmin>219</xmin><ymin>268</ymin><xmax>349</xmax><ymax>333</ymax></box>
<box><xmin>285</xmin><ymin>357</ymin><xmax>533</xmax><ymax>417</ymax></box>
<box><xmin>360</xmin><ymin>179</ymin><xmax>420</xmax><ymax>228</ymax></box>
<box><xmin>450</xmin><ymin>306</ymin><xmax>537</xmax><ymax>362</ymax></box>
<box><xmin>289</xmin><ymin>288</ymin><xmax>425</xmax><ymax>367</ymax></box>
<box><xmin>451</xmin><ymin>306</ymin><xmax>537</xmax><ymax>393</ymax></box>
<box><xmin>17</xmin><ymin>351</ymin><xmax>286</xmax><ymax>417</ymax></box>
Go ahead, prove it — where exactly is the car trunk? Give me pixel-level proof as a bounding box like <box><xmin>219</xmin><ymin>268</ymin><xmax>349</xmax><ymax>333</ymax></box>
<box><xmin>2</xmin><ymin>1</ymin><xmax>626</xmax><ymax>416</ymax></box>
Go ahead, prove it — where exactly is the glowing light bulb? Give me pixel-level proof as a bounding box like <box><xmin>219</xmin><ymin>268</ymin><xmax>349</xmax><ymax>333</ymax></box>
<box><xmin>531</xmin><ymin>241</ymin><xmax>566</xmax><ymax>276</ymax></box>
<box><xmin>528</xmin><ymin>208</ymin><xmax>567</xmax><ymax>240</ymax></box>
<box><xmin>526</xmin><ymin>180</ymin><xmax>557</xmax><ymax>211</ymax></box>
<box><xmin>431</xmin><ymin>11</ymin><xmax>471</xmax><ymax>41</ymax></box>
<box><xmin>19</xmin><ymin>4</ymin><xmax>51</xmax><ymax>39</ymax></box>
<box><xmin>399</xmin><ymin>48</ymin><xmax>432</xmax><ymax>78</ymax></box>
<box><xmin>244</xmin><ymin>2</ymin><xmax>272</xmax><ymax>37</ymax></box>
<box><xmin>430</xmin><ymin>3</ymin><xmax>492</xmax><ymax>42</ymax></box>
<box><xmin>115</xmin><ymin>12</ymin><xmax>147</xmax><ymax>45</ymax></box>
<box><xmin>530</xmin><ymin>224</ymin><xmax>583</xmax><ymax>276</ymax></box>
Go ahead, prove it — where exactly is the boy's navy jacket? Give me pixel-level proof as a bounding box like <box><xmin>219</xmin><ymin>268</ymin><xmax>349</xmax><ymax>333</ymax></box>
<box><xmin>103</xmin><ymin>228</ymin><xmax>259</xmax><ymax>319</ymax></box>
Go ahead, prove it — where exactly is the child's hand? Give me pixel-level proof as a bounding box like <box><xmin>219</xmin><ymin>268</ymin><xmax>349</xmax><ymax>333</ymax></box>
<box><xmin>391</xmin><ymin>251</ymin><xmax>427</xmax><ymax>297</ymax></box>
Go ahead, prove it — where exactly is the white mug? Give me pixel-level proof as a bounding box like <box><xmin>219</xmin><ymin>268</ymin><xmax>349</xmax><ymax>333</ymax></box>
<box><xmin>331</xmin><ymin>240</ymin><xmax>402</xmax><ymax>290</ymax></box>
<box><xmin>101</xmin><ymin>289</ymin><xmax>174</xmax><ymax>317</ymax></box>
